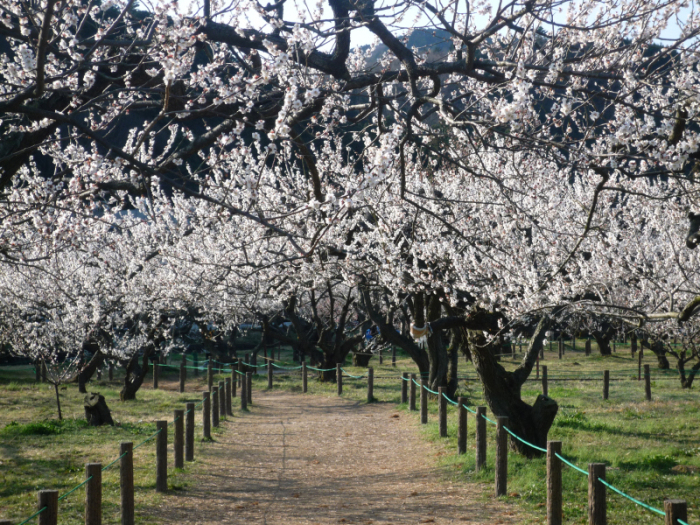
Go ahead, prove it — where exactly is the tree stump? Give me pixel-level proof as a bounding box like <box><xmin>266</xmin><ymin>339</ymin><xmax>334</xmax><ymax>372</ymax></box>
<box><xmin>352</xmin><ymin>352</ymin><xmax>372</xmax><ymax>367</ymax></box>
<box><xmin>84</xmin><ymin>393</ymin><xmax>114</xmax><ymax>426</ymax></box>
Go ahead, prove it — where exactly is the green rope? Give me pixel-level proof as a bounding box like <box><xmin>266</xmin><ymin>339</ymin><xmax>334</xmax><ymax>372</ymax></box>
<box><xmin>679</xmin><ymin>520</ymin><xmax>689</xmax><ymax>525</ymax></box>
<box><xmin>555</xmin><ymin>452</ymin><xmax>589</xmax><ymax>476</ymax></box>
<box><xmin>400</xmin><ymin>375</ymin><xmax>410</xmax><ymax>381</ymax></box>
<box><xmin>461</xmin><ymin>403</ymin><xmax>477</xmax><ymax>414</ymax></box>
<box><xmin>442</xmin><ymin>392</ymin><xmax>458</xmax><ymax>406</ymax></box>
<box><xmin>503</xmin><ymin>426</ymin><xmax>547</xmax><ymax>453</ymax></box>
<box><xmin>271</xmin><ymin>363</ymin><xmax>303</xmax><ymax>370</ymax></box>
<box><xmin>340</xmin><ymin>368</ymin><xmax>366</xmax><ymax>379</ymax></box>
<box><xmin>17</xmin><ymin>506</ymin><xmax>47</xmax><ymax>525</ymax></box>
<box><xmin>133</xmin><ymin>428</ymin><xmax>162</xmax><ymax>451</ymax></box>
<box><xmin>101</xmin><ymin>451</ymin><xmax>128</xmax><ymax>472</ymax></box>
<box><xmin>58</xmin><ymin>476</ymin><xmax>92</xmax><ymax>501</ymax></box>
<box><xmin>481</xmin><ymin>413</ymin><xmax>496</xmax><ymax>425</ymax></box>
<box><xmin>422</xmin><ymin>383</ymin><xmax>439</xmax><ymax>395</ymax></box>
<box><xmin>597</xmin><ymin>478</ymin><xmax>665</xmax><ymax>517</ymax></box>
<box><xmin>306</xmin><ymin>366</ymin><xmax>336</xmax><ymax>372</ymax></box>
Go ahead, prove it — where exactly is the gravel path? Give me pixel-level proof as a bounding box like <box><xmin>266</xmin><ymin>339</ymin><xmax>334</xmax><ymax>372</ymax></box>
<box><xmin>161</xmin><ymin>390</ymin><xmax>525</xmax><ymax>525</ymax></box>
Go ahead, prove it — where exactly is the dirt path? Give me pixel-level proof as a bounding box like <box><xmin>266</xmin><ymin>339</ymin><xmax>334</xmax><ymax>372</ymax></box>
<box><xmin>162</xmin><ymin>390</ymin><xmax>524</xmax><ymax>525</ymax></box>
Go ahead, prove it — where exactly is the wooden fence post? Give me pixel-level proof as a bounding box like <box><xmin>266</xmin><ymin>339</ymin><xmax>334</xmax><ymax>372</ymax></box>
<box><xmin>202</xmin><ymin>392</ymin><xmax>211</xmax><ymax>439</ymax></box>
<box><xmin>457</xmin><ymin>397</ymin><xmax>467</xmax><ymax>454</ymax></box>
<box><xmin>542</xmin><ymin>365</ymin><xmax>548</xmax><ymax>396</ymax></box>
<box><xmin>185</xmin><ymin>403</ymin><xmax>194</xmax><ymax>462</ymax></box>
<box><xmin>246</xmin><ymin>372</ymin><xmax>252</xmax><ymax>405</ymax></box>
<box><xmin>231</xmin><ymin>368</ymin><xmax>237</xmax><ymax>398</ymax></box>
<box><xmin>156</xmin><ymin>421</ymin><xmax>167</xmax><ymax>493</ymax></box>
<box><xmin>218</xmin><ymin>381</ymin><xmax>225</xmax><ymax>419</ymax></box>
<box><xmin>240</xmin><ymin>374</ymin><xmax>248</xmax><ymax>411</ymax></box>
<box><xmin>179</xmin><ymin>361</ymin><xmax>185</xmax><ymax>393</ymax></box>
<box><xmin>401</xmin><ymin>373</ymin><xmax>408</xmax><ymax>404</ymax></box>
<box><xmin>547</xmin><ymin>441</ymin><xmax>562</xmax><ymax>525</ymax></box>
<box><xmin>367</xmin><ymin>367</ymin><xmax>374</xmax><ymax>402</ymax></box>
<box><xmin>120</xmin><ymin>442</ymin><xmax>134</xmax><ymax>525</ymax></box>
<box><xmin>495</xmin><ymin>417</ymin><xmax>508</xmax><ymax>497</ymax></box>
<box><xmin>664</xmin><ymin>499</ymin><xmax>687</xmax><ymax>525</ymax></box>
<box><xmin>337</xmin><ymin>364</ymin><xmax>343</xmax><ymax>395</ymax></box>
<box><xmin>85</xmin><ymin>463</ymin><xmax>102</xmax><ymax>525</ymax></box>
<box><xmin>392</xmin><ymin>346</ymin><xmax>396</xmax><ymax>366</ymax></box>
<box><xmin>420</xmin><ymin>379</ymin><xmax>428</xmax><ymax>424</ymax></box>
<box><xmin>588</xmin><ymin>463</ymin><xmax>606</xmax><ymax>525</ymax></box>
<box><xmin>225</xmin><ymin>378</ymin><xmax>232</xmax><ymax>416</ymax></box>
<box><xmin>409</xmin><ymin>374</ymin><xmax>417</xmax><ymax>411</ymax></box>
<box><xmin>638</xmin><ymin>350</ymin><xmax>643</xmax><ymax>381</ymax></box>
<box><xmin>207</xmin><ymin>360</ymin><xmax>213</xmax><ymax>392</ymax></box>
<box><xmin>558</xmin><ymin>340</ymin><xmax>563</xmax><ymax>359</ymax></box>
<box><xmin>268</xmin><ymin>360</ymin><xmax>274</xmax><ymax>389</ymax></box>
<box><xmin>438</xmin><ymin>387</ymin><xmax>447</xmax><ymax>437</ymax></box>
<box><xmin>212</xmin><ymin>387</ymin><xmax>219</xmax><ymax>427</ymax></box>
<box><xmin>238</xmin><ymin>359</ymin><xmax>244</xmax><ymax>388</ymax></box>
<box><xmin>475</xmin><ymin>406</ymin><xmax>487</xmax><ymax>472</ymax></box>
<box><xmin>378</xmin><ymin>347</ymin><xmax>383</xmax><ymax>365</ymax></box>
<box><xmin>37</xmin><ymin>489</ymin><xmax>58</xmax><ymax>525</ymax></box>
<box><xmin>152</xmin><ymin>362</ymin><xmax>159</xmax><ymax>390</ymax></box>
<box><xmin>603</xmin><ymin>370</ymin><xmax>609</xmax><ymax>400</ymax></box>
<box><xmin>174</xmin><ymin>409</ymin><xmax>184</xmax><ymax>469</ymax></box>
<box><xmin>644</xmin><ymin>364</ymin><xmax>651</xmax><ymax>401</ymax></box>
<box><xmin>302</xmin><ymin>363</ymin><xmax>308</xmax><ymax>393</ymax></box>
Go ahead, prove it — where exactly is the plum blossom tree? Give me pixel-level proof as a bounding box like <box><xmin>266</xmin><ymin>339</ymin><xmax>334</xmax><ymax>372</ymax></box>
<box><xmin>1</xmin><ymin>0</ymin><xmax>700</xmax><ymax>451</ymax></box>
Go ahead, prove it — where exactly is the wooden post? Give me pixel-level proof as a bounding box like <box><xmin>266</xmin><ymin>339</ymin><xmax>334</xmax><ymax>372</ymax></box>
<box><xmin>225</xmin><ymin>378</ymin><xmax>232</xmax><ymax>416</ymax></box>
<box><xmin>613</xmin><ymin>340</ymin><xmax>616</xmax><ymax>353</ymax></box>
<box><xmin>495</xmin><ymin>417</ymin><xmax>508</xmax><ymax>497</ymax></box>
<box><xmin>409</xmin><ymin>374</ymin><xmax>417</xmax><ymax>411</ymax></box>
<box><xmin>547</xmin><ymin>441</ymin><xmax>562</xmax><ymax>525</ymax></box>
<box><xmin>378</xmin><ymin>347</ymin><xmax>383</xmax><ymax>365</ymax></box>
<box><xmin>542</xmin><ymin>365</ymin><xmax>548</xmax><ymax>396</ymax></box>
<box><xmin>392</xmin><ymin>345</ymin><xmax>396</xmax><ymax>366</ymax></box>
<box><xmin>85</xmin><ymin>463</ymin><xmax>102</xmax><ymax>525</ymax></box>
<box><xmin>152</xmin><ymin>362</ymin><xmax>158</xmax><ymax>390</ymax></box>
<box><xmin>401</xmin><ymin>373</ymin><xmax>408</xmax><ymax>404</ymax></box>
<box><xmin>536</xmin><ymin>356</ymin><xmax>540</xmax><ymax>379</ymax></box>
<box><xmin>120</xmin><ymin>442</ymin><xmax>134</xmax><ymax>525</ymax></box>
<box><xmin>603</xmin><ymin>370</ymin><xmax>609</xmax><ymax>400</ymax></box>
<box><xmin>218</xmin><ymin>381</ymin><xmax>225</xmax><ymax>419</ymax></box>
<box><xmin>475</xmin><ymin>406</ymin><xmax>487</xmax><ymax>472</ymax></box>
<box><xmin>302</xmin><ymin>363</ymin><xmax>308</xmax><ymax>393</ymax></box>
<box><xmin>212</xmin><ymin>387</ymin><xmax>219</xmax><ymax>427</ymax></box>
<box><xmin>420</xmin><ymin>379</ymin><xmax>428</xmax><ymax>424</ymax></box>
<box><xmin>644</xmin><ymin>364</ymin><xmax>651</xmax><ymax>401</ymax></box>
<box><xmin>588</xmin><ymin>463</ymin><xmax>606</xmax><ymax>525</ymax></box>
<box><xmin>37</xmin><ymin>489</ymin><xmax>58</xmax><ymax>525</ymax></box>
<box><xmin>638</xmin><ymin>350</ymin><xmax>643</xmax><ymax>381</ymax></box>
<box><xmin>174</xmin><ymin>409</ymin><xmax>184</xmax><ymax>469</ymax></box>
<box><xmin>457</xmin><ymin>397</ymin><xmax>467</xmax><ymax>454</ymax></box>
<box><xmin>558</xmin><ymin>339</ymin><xmax>563</xmax><ymax>359</ymax></box>
<box><xmin>238</xmin><ymin>359</ymin><xmax>243</xmax><ymax>388</ymax></box>
<box><xmin>240</xmin><ymin>374</ymin><xmax>248</xmax><ymax>411</ymax></box>
<box><xmin>179</xmin><ymin>361</ymin><xmax>185</xmax><ymax>393</ymax></box>
<box><xmin>207</xmin><ymin>360</ymin><xmax>213</xmax><ymax>392</ymax></box>
<box><xmin>231</xmin><ymin>368</ymin><xmax>237</xmax><ymax>398</ymax></box>
<box><xmin>337</xmin><ymin>364</ymin><xmax>343</xmax><ymax>395</ymax></box>
<box><xmin>367</xmin><ymin>367</ymin><xmax>374</xmax><ymax>402</ymax></box>
<box><xmin>185</xmin><ymin>403</ymin><xmax>194</xmax><ymax>462</ymax></box>
<box><xmin>438</xmin><ymin>387</ymin><xmax>447</xmax><ymax>437</ymax></box>
<box><xmin>202</xmin><ymin>391</ymin><xmax>211</xmax><ymax>439</ymax></box>
<box><xmin>267</xmin><ymin>359</ymin><xmax>273</xmax><ymax>389</ymax></box>
<box><xmin>664</xmin><ymin>499</ymin><xmax>688</xmax><ymax>525</ymax></box>
<box><xmin>156</xmin><ymin>421</ymin><xmax>167</xmax><ymax>492</ymax></box>
<box><xmin>109</xmin><ymin>362</ymin><xmax>114</xmax><ymax>381</ymax></box>
<box><xmin>246</xmin><ymin>372</ymin><xmax>252</xmax><ymax>405</ymax></box>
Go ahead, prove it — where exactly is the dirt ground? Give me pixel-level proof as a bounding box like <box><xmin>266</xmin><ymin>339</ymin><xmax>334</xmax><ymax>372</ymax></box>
<box><xmin>158</xmin><ymin>390</ymin><xmax>526</xmax><ymax>525</ymax></box>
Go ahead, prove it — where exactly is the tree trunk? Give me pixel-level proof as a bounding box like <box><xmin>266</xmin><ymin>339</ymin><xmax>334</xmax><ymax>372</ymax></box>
<box><xmin>77</xmin><ymin>342</ymin><xmax>104</xmax><ymax>393</ymax></box>
<box><xmin>649</xmin><ymin>341</ymin><xmax>670</xmax><ymax>369</ymax></box>
<box><xmin>593</xmin><ymin>328</ymin><xmax>614</xmax><ymax>356</ymax></box>
<box><xmin>469</xmin><ymin>317</ymin><xmax>556</xmax><ymax>458</ymax></box>
<box><xmin>120</xmin><ymin>340</ymin><xmax>157</xmax><ymax>401</ymax></box>
<box><xmin>53</xmin><ymin>383</ymin><xmax>63</xmax><ymax>421</ymax></box>
<box><xmin>352</xmin><ymin>351</ymin><xmax>373</xmax><ymax>367</ymax></box>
